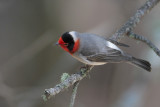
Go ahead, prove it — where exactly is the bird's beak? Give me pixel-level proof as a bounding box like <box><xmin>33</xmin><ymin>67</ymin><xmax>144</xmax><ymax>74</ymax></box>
<box><xmin>53</xmin><ymin>42</ymin><xmax>59</xmax><ymax>46</ymax></box>
<box><xmin>56</xmin><ymin>42</ymin><xmax>59</xmax><ymax>45</ymax></box>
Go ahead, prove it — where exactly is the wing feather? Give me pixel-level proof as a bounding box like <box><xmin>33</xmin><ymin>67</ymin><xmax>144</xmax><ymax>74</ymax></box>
<box><xmin>86</xmin><ymin>49</ymin><xmax>124</xmax><ymax>62</ymax></box>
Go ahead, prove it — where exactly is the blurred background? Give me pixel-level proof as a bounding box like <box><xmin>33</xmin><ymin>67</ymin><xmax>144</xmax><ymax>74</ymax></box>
<box><xmin>0</xmin><ymin>0</ymin><xmax>160</xmax><ymax>107</ymax></box>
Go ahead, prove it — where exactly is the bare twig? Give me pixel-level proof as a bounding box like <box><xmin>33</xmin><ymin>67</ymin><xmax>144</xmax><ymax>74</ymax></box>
<box><xmin>69</xmin><ymin>82</ymin><xmax>80</xmax><ymax>107</ymax></box>
<box><xmin>127</xmin><ymin>31</ymin><xmax>160</xmax><ymax>56</ymax></box>
<box><xmin>42</xmin><ymin>0</ymin><xmax>160</xmax><ymax>104</ymax></box>
<box><xmin>111</xmin><ymin>0</ymin><xmax>160</xmax><ymax>41</ymax></box>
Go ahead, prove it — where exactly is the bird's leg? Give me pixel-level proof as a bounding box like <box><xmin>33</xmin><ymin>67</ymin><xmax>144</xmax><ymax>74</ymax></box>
<box><xmin>80</xmin><ymin>64</ymin><xmax>90</xmax><ymax>71</ymax></box>
<box><xmin>79</xmin><ymin>64</ymin><xmax>93</xmax><ymax>78</ymax></box>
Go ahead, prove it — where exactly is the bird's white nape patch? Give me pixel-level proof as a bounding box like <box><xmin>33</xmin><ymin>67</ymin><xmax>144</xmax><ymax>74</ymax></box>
<box><xmin>69</xmin><ymin>31</ymin><xmax>78</xmax><ymax>42</ymax></box>
<box><xmin>107</xmin><ymin>41</ymin><xmax>121</xmax><ymax>51</ymax></box>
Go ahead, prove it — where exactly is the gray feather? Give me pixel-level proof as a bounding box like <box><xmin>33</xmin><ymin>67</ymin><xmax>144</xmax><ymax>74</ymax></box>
<box><xmin>86</xmin><ymin>49</ymin><xmax>124</xmax><ymax>62</ymax></box>
<box><xmin>73</xmin><ymin>32</ymin><xmax>127</xmax><ymax>63</ymax></box>
<box><xmin>71</xmin><ymin>31</ymin><xmax>151</xmax><ymax>71</ymax></box>
<box><xmin>107</xmin><ymin>38</ymin><xmax>130</xmax><ymax>47</ymax></box>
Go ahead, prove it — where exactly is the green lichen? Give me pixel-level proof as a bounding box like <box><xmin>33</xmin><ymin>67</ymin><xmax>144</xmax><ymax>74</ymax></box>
<box><xmin>61</xmin><ymin>73</ymin><xmax>70</xmax><ymax>82</ymax></box>
<box><xmin>42</xmin><ymin>94</ymin><xmax>49</xmax><ymax>101</ymax></box>
<box><xmin>80</xmin><ymin>68</ymin><xmax>87</xmax><ymax>76</ymax></box>
<box><xmin>129</xmin><ymin>34</ymin><xmax>135</xmax><ymax>38</ymax></box>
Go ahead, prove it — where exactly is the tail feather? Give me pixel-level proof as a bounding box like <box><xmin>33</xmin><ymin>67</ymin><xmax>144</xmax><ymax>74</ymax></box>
<box><xmin>131</xmin><ymin>57</ymin><xmax>151</xmax><ymax>72</ymax></box>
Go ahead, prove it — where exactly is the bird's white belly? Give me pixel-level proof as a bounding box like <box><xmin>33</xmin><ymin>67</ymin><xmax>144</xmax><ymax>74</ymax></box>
<box><xmin>72</xmin><ymin>54</ymin><xmax>106</xmax><ymax>65</ymax></box>
<box><xmin>83</xmin><ymin>61</ymin><xmax>106</xmax><ymax>65</ymax></box>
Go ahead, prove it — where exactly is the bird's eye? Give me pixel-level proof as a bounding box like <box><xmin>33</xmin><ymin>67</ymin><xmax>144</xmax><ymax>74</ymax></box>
<box><xmin>64</xmin><ymin>43</ymin><xmax>68</xmax><ymax>46</ymax></box>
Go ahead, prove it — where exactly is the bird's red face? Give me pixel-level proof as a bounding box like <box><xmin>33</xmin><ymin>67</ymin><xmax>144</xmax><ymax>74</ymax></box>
<box><xmin>57</xmin><ymin>32</ymin><xmax>80</xmax><ymax>54</ymax></box>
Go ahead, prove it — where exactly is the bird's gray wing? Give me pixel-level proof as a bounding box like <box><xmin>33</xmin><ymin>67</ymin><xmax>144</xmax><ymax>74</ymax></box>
<box><xmin>86</xmin><ymin>49</ymin><xmax>124</xmax><ymax>62</ymax></box>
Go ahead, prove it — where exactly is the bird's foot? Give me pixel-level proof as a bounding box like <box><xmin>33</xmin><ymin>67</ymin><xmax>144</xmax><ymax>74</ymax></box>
<box><xmin>80</xmin><ymin>65</ymin><xmax>92</xmax><ymax>78</ymax></box>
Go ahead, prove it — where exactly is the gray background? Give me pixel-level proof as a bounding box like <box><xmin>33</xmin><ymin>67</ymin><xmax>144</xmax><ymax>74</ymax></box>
<box><xmin>0</xmin><ymin>0</ymin><xmax>160</xmax><ymax>107</ymax></box>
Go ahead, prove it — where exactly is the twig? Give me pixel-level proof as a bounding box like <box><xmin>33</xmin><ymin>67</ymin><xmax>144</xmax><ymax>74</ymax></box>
<box><xmin>127</xmin><ymin>31</ymin><xmax>160</xmax><ymax>56</ymax></box>
<box><xmin>110</xmin><ymin>0</ymin><xmax>160</xmax><ymax>57</ymax></box>
<box><xmin>42</xmin><ymin>0</ymin><xmax>160</xmax><ymax>104</ymax></box>
<box><xmin>111</xmin><ymin>0</ymin><xmax>160</xmax><ymax>41</ymax></box>
<box><xmin>42</xmin><ymin>65</ymin><xmax>94</xmax><ymax>101</ymax></box>
<box><xmin>69</xmin><ymin>81</ymin><xmax>80</xmax><ymax>107</ymax></box>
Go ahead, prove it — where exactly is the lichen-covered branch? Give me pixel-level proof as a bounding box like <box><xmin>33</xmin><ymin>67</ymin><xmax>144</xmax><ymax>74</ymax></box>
<box><xmin>128</xmin><ymin>31</ymin><xmax>160</xmax><ymax>56</ymax></box>
<box><xmin>110</xmin><ymin>0</ymin><xmax>160</xmax><ymax>57</ymax></box>
<box><xmin>42</xmin><ymin>66</ymin><xmax>93</xmax><ymax>101</ymax></box>
<box><xmin>111</xmin><ymin>0</ymin><xmax>160</xmax><ymax>41</ymax></box>
<box><xmin>42</xmin><ymin>0</ymin><xmax>160</xmax><ymax>103</ymax></box>
<box><xmin>69</xmin><ymin>81</ymin><xmax>80</xmax><ymax>107</ymax></box>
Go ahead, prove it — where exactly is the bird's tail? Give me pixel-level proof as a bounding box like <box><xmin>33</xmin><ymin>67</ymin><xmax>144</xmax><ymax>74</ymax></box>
<box><xmin>130</xmin><ymin>57</ymin><xmax>151</xmax><ymax>72</ymax></box>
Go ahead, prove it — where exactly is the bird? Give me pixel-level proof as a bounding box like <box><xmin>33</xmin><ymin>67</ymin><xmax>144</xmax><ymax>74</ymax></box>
<box><xmin>56</xmin><ymin>31</ymin><xmax>151</xmax><ymax>72</ymax></box>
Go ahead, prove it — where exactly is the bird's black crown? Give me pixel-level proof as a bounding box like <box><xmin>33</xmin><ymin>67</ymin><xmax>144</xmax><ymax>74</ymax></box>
<box><xmin>61</xmin><ymin>32</ymin><xmax>75</xmax><ymax>51</ymax></box>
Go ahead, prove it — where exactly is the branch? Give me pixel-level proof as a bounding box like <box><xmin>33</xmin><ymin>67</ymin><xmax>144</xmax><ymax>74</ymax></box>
<box><xmin>69</xmin><ymin>81</ymin><xmax>80</xmax><ymax>107</ymax></box>
<box><xmin>111</xmin><ymin>0</ymin><xmax>160</xmax><ymax>41</ymax></box>
<box><xmin>127</xmin><ymin>31</ymin><xmax>160</xmax><ymax>56</ymax></box>
<box><xmin>42</xmin><ymin>0</ymin><xmax>160</xmax><ymax>104</ymax></box>
<box><xmin>42</xmin><ymin>65</ymin><xmax>94</xmax><ymax>101</ymax></box>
